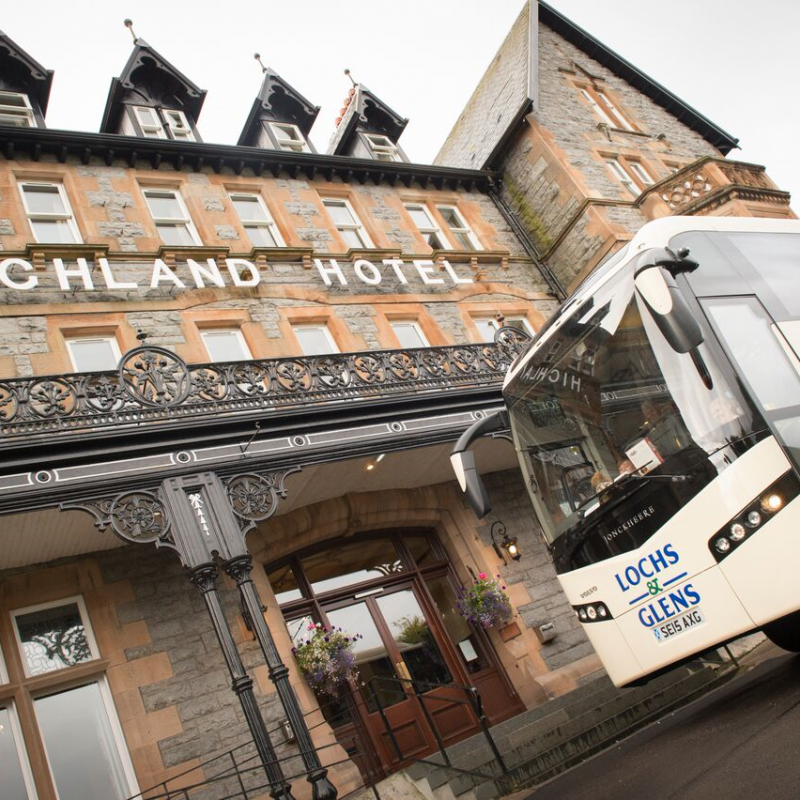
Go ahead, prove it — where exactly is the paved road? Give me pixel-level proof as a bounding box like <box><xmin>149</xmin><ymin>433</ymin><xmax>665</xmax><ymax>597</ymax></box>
<box><xmin>531</xmin><ymin>644</ymin><xmax>800</xmax><ymax>800</ymax></box>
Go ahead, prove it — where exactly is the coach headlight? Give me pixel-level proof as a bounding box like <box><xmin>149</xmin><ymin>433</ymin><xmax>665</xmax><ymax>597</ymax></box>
<box><xmin>745</xmin><ymin>511</ymin><xmax>761</xmax><ymax>528</ymax></box>
<box><xmin>729</xmin><ymin>522</ymin><xmax>746</xmax><ymax>541</ymax></box>
<box><xmin>709</xmin><ymin>472</ymin><xmax>799</xmax><ymax>562</ymax></box>
<box><xmin>587</xmin><ymin>605</ymin><xmax>598</xmax><ymax>620</ymax></box>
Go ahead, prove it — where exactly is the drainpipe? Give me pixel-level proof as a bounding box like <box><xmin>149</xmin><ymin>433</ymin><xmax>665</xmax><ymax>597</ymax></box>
<box><xmin>488</xmin><ymin>182</ymin><xmax>568</xmax><ymax>301</ymax></box>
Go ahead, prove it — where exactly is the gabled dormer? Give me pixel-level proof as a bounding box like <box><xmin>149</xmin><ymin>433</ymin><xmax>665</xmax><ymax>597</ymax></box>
<box><xmin>100</xmin><ymin>40</ymin><xmax>206</xmax><ymax>142</ymax></box>
<box><xmin>0</xmin><ymin>30</ymin><xmax>53</xmax><ymax>128</ymax></box>
<box><xmin>238</xmin><ymin>67</ymin><xmax>319</xmax><ymax>153</ymax></box>
<box><xmin>327</xmin><ymin>84</ymin><xmax>409</xmax><ymax>162</ymax></box>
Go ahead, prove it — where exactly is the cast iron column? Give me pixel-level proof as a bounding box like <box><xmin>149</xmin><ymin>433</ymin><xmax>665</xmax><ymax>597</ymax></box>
<box><xmin>189</xmin><ymin>563</ymin><xmax>295</xmax><ymax>800</ymax></box>
<box><xmin>225</xmin><ymin>554</ymin><xmax>338</xmax><ymax>800</ymax></box>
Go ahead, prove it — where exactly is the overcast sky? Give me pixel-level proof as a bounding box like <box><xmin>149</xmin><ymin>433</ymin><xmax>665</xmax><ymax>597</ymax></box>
<box><xmin>4</xmin><ymin>1</ymin><xmax>798</xmax><ymax>200</ymax></box>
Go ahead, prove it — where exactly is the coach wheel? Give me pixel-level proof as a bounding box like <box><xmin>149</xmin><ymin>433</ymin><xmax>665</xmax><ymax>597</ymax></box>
<box><xmin>762</xmin><ymin>609</ymin><xmax>800</xmax><ymax>652</ymax></box>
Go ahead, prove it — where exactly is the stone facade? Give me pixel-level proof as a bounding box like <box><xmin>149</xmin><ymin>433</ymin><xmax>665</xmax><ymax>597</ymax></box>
<box><xmin>436</xmin><ymin>2</ymin><xmax>794</xmax><ymax>292</ymax></box>
<box><xmin>0</xmin><ymin>157</ymin><xmax>553</xmax><ymax>379</ymax></box>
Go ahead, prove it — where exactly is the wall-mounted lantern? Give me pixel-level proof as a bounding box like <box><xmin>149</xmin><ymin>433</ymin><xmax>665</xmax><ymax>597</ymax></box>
<box><xmin>490</xmin><ymin>521</ymin><xmax>521</xmax><ymax>563</ymax></box>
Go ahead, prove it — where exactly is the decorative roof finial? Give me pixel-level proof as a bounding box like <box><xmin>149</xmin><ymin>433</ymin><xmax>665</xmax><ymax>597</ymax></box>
<box><xmin>124</xmin><ymin>18</ymin><xmax>139</xmax><ymax>44</ymax></box>
<box><xmin>254</xmin><ymin>53</ymin><xmax>267</xmax><ymax>74</ymax></box>
<box><xmin>344</xmin><ymin>68</ymin><xmax>357</xmax><ymax>88</ymax></box>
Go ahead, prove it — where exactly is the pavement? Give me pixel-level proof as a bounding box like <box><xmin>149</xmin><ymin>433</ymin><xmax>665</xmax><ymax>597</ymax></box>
<box><xmin>529</xmin><ymin>640</ymin><xmax>800</xmax><ymax>800</ymax></box>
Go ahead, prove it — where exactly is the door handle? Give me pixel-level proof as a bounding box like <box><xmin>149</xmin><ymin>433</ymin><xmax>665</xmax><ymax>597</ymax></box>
<box><xmin>395</xmin><ymin>661</ymin><xmax>412</xmax><ymax>684</ymax></box>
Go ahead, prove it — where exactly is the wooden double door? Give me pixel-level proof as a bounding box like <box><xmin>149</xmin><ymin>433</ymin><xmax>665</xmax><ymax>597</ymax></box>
<box><xmin>273</xmin><ymin>531</ymin><xmax>524</xmax><ymax>775</ymax></box>
<box><xmin>324</xmin><ymin>581</ymin><xmax>478</xmax><ymax>769</ymax></box>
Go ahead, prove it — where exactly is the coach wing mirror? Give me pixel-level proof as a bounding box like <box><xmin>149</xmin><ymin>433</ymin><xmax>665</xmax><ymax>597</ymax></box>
<box><xmin>634</xmin><ymin>250</ymin><xmax>704</xmax><ymax>354</ymax></box>
<box><xmin>450</xmin><ymin>411</ymin><xmax>510</xmax><ymax>518</ymax></box>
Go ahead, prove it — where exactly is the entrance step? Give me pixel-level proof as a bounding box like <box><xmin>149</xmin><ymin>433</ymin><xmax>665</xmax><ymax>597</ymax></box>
<box><xmin>400</xmin><ymin>660</ymin><xmax>736</xmax><ymax>800</ymax></box>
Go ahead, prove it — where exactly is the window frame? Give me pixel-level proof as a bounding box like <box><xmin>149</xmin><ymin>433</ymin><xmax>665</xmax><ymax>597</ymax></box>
<box><xmin>0</xmin><ymin>91</ymin><xmax>37</xmax><ymax>128</ymax></box>
<box><xmin>322</xmin><ymin>198</ymin><xmax>374</xmax><ymax>250</ymax></box>
<box><xmin>363</xmin><ymin>133</ymin><xmax>402</xmax><ymax>163</ymax></box>
<box><xmin>33</xmin><ymin>676</ymin><xmax>140</xmax><ymax>799</ymax></box>
<box><xmin>163</xmin><ymin>109</ymin><xmax>195</xmax><ymax>142</ymax></box>
<box><xmin>229</xmin><ymin>191</ymin><xmax>285</xmax><ymax>248</ymax></box>
<box><xmin>291</xmin><ymin>323</ymin><xmax>340</xmax><ymax>356</ymax></box>
<box><xmin>404</xmin><ymin>203</ymin><xmax>451</xmax><ymax>250</ymax></box>
<box><xmin>436</xmin><ymin>205</ymin><xmax>481</xmax><ymax>251</ymax></box>
<box><xmin>578</xmin><ymin>84</ymin><xmax>636</xmax><ymax>132</ymax></box>
<box><xmin>65</xmin><ymin>335</ymin><xmax>122</xmax><ymax>373</ymax></box>
<box><xmin>11</xmin><ymin>595</ymin><xmax>101</xmax><ymax>680</ymax></box>
<box><xmin>0</xmin><ymin>700</ymin><xmax>39</xmax><ymax>799</ymax></box>
<box><xmin>474</xmin><ymin>315</ymin><xmax>534</xmax><ymax>343</ymax></box>
<box><xmin>269</xmin><ymin>122</ymin><xmax>311</xmax><ymax>153</ymax></box>
<box><xmin>142</xmin><ymin>187</ymin><xmax>202</xmax><ymax>246</ymax></box>
<box><xmin>200</xmin><ymin>328</ymin><xmax>253</xmax><ymax>363</ymax></box>
<box><xmin>132</xmin><ymin>105</ymin><xmax>167</xmax><ymax>139</ymax></box>
<box><xmin>389</xmin><ymin>319</ymin><xmax>430</xmax><ymax>349</ymax></box>
<box><xmin>18</xmin><ymin>181</ymin><xmax>82</xmax><ymax>244</ymax></box>
<box><xmin>604</xmin><ymin>156</ymin><xmax>653</xmax><ymax>195</ymax></box>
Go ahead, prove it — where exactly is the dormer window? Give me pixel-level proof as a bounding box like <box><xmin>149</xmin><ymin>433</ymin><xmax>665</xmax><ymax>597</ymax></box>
<box><xmin>0</xmin><ymin>91</ymin><xmax>36</xmax><ymax>128</ymax></box>
<box><xmin>269</xmin><ymin>122</ymin><xmax>310</xmax><ymax>153</ymax></box>
<box><xmin>133</xmin><ymin>106</ymin><xmax>166</xmax><ymax>138</ymax></box>
<box><xmin>131</xmin><ymin>106</ymin><xmax>195</xmax><ymax>141</ymax></box>
<box><xmin>364</xmin><ymin>134</ymin><xmax>401</xmax><ymax>162</ymax></box>
<box><xmin>164</xmin><ymin>109</ymin><xmax>195</xmax><ymax>141</ymax></box>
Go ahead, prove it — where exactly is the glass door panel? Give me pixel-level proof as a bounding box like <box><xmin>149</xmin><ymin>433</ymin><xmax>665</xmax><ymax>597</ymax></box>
<box><xmin>326</xmin><ymin>602</ymin><xmax>404</xmax><ymax>712</ymax></box>
<box><xmin>425</xmin><ymin>576</ymin><xmax>490</xmax><ymax>675</ymax></box>
<box><xmin>376</xmin><ymin>589</ymin><xmax>452</xmax><ymax>687</ymax></box>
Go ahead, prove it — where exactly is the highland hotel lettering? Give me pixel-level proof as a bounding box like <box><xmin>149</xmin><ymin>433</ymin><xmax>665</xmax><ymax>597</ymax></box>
<box><xmin>0</xmin><ymin>2</ymin><xmax>793</xmax><ymax>799</ymax></box>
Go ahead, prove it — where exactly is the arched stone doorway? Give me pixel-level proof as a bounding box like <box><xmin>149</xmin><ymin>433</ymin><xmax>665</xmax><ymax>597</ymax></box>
<box><xmin>264</xmin><ymin>528</ymin><xmax>524</xmax><ymax>775</ymax></box>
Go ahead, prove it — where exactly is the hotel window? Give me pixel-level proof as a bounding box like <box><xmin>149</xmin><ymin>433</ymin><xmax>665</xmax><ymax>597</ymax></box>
<box><xmin>163</xmin><ymin>109</ymin><xmax>195</xmax><ymax>141</ymax></box>
<box><xmin>0</xmin><ymin>647</ymin><xmax>37</xmax><ymax>800</ymax></box>
<box><xmin>133</xmin><ymin>106</ymin><xmax>194</xmax><ymax>141</ymax></box>
<box><xmin>390</xmin><ymin>320</ymin><xmax>429</xmax><ymax>349</ymax></box>
<box><xmin>5</xmin><ymin>598</ymin><xmax>139</xmax><ymax>799</ymax></box>
<box><xmin>437</xmin><ymin>206</ymin><xmax>480</xmax><ymax>251</ymax></box>
<box><xmin>0</xmin><ymin>702</ymin><xmax>36</xmax><ymax>799</ymax></box>
<box><xmin>405</xmin><ymin>204</ymin><xmax>449</xmax><ymax>249</ymax></box>
<box><xmin>133</xmin><ymin>106</ymin><xmax>166</xmax><ymax>138</ymax></box>
<box><xmin>19</xmin><ymin>182</ymin><xmax>81</xmax><ymax>244</ymax></box>
<box><xmin>0</xmin><ymin>91</ymin><xmax>36</xmax><ymax>128</ymax></box>
<box><xmin>475</xmin><ymin>316</ymin><xmax>533</xmax><ymax>342</ymax></box>
<box><xmin>604</xmin><ymin>157</ymin><xmax>653</xmax><ymax>195</ymax></box>
<box><xmin>579</xmin><ymin>86</ymin><xmax>635</xmax><ymax>132</ymax></box>
<box><xmin>364</xmin><ymin>133</ymin><xmax>402</xmax><ymax>162</ymax></box>
<box><xmin>230</xmin><ymin>193</ymin><xmax>284</xmax><ymax>247</ymax></box>
<box><xmin>143</xmin><ymin>188</ymin><xmax>202</xmax><ymax>246</ymax></box>
<box><xmin>269</xmin><ymin>122</ymin><xmax>310</xmax><ymax>153</ymax></box>
<box><xmin>201</xmin><ymin>329</ymin><xmax>253</xmax><ymax>362</ymax></box>
<box><xmin>322</xmin><ymin>198</ymin><xmax>373</xmax><ymax>249</ymax></box>
<box><xmin>292</xmin><ymin>323</ymin><xmax>339</xmax><ymax>356</ymax></box>
<box><xmin>66</xmin><ymin>335</ymin><xmax>122</xmax><ymax>373</ymax></box>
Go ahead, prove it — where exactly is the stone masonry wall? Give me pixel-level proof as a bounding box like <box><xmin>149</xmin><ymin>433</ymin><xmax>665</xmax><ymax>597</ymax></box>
<box><xmin>0</xmin><ymin>156</ymin><xmax>556</xmax><ymax>377</ymax></box>
<box><xmin>478</xmin><ymin>470</ymin><xmax>595</xmax><ymax>672</ymax></box>
<box><xmin>97</xmin><ymin>546</ymin><xmax>302</xmax><ymax>785</ymax></box>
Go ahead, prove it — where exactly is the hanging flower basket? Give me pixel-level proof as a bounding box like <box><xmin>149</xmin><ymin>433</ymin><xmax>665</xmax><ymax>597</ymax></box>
<box><xmin>292</xmin><ymin>623</ymin><xmax>361</xmax><ymax>697</ymax></box>
<box><xmin>457</xmin><ymin>573</ymin><xmax>512</xmax><ymax>630</ymax></box>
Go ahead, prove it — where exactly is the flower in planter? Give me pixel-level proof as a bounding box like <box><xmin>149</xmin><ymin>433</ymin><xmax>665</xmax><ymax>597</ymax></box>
<box><xmin>292</xmin><ymin>623</ymin><xmax>361</xmax><ymax>697</ymax></box>
<box><xmin>456</xmin><ymin>574</ymin><xmax>512</xmax><ymax>629</ymax></box>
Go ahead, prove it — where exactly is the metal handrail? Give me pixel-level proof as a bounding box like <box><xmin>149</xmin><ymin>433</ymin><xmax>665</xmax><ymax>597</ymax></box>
<box><xmin>365</xmin><ymin>673</ymin><xmax>508</xmax><ymax>776</ymax></box>
<box><xmin>129</xmin><ymin>693</ymin><xmax>380</xmax><ymax>800</ymax></box>
<box><xmin>0</xmin><ymin>328</ymin><xmax>531</xmax><ymax>442</ymax></box>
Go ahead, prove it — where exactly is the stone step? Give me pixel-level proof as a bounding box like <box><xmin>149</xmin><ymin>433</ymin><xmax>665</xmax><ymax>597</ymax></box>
<box><xmin>403</xmin><ymin>662</ymin><xmax>733</xmax><ymax>800</ymax></box>
<box><xmin>495</xmin><ymin>665</ymin><xmax>735</xmax><ymax>795</ymax></box>
<box><xmin>416</xmin><ymin>661</ymin><xmax>704</xmax><ymax>778</ymax></box>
